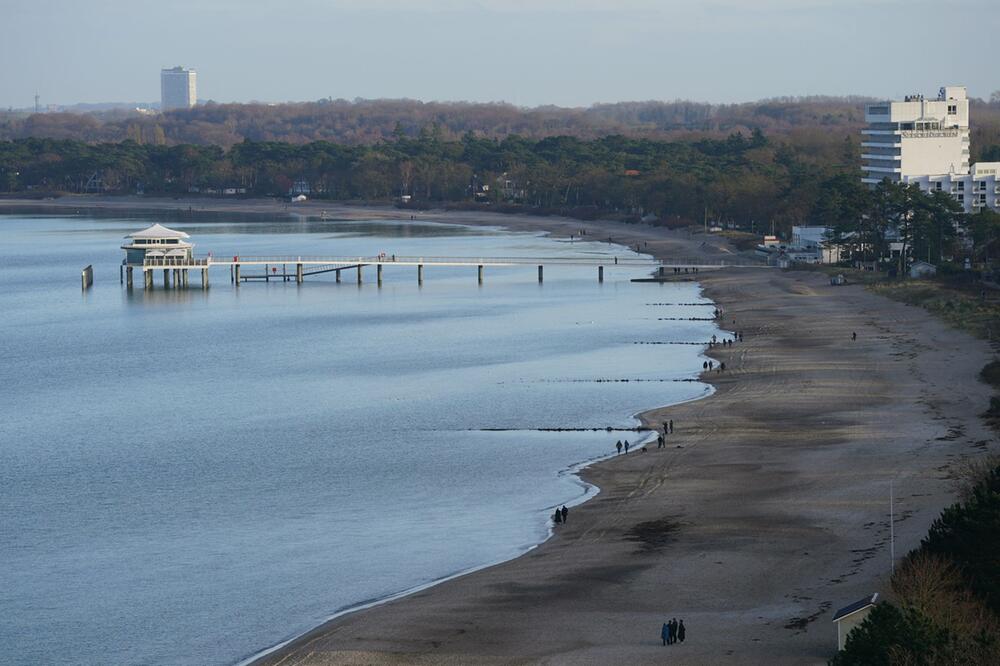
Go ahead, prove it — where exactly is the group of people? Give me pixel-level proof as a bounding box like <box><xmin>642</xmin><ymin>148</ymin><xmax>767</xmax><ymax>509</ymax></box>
<box><xmin>552</xmin><ymin>505</ymin><xmax>569</xmax><ymax>524</ymax></box>
<box><xmin>656</xmin><ymin>420</ymin><xmax>674</xmax><ymax>449</ymax></box>
<box><xmin>661</xmin><ymin>618</ymin><xmax>686</xmax><ymax>645</ymax></box>
<box><xmin>615</xmin><ymin>440</ymin><xmax>630</xmax><ymax>454</ymax></box>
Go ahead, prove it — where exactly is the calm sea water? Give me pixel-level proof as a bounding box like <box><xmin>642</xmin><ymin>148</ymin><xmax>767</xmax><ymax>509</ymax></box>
<box><xmin>0</xmin><ymin>210</ymin><xmax>717</xmax><ymax>665</ymax></box>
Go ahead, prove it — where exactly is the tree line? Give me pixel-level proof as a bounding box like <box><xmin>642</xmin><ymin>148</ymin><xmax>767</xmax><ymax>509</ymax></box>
<box><xmin>1</xmin><ymin>97</ymin><xmax>882</xmax><ymax>148</ymax></box>
<box><xmin>4</xmin><ymin>127</ymin><xmax>999</xmax><ymax>268</ymax></box>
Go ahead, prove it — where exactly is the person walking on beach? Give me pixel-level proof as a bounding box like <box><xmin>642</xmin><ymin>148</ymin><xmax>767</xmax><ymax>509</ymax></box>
<box><xmin>678</xmin><ymin>619</ymin><xmax>686</xmax><ymax>643</ymax></box>
<box><xmin>553</xmin><ymin>509</ymin><xmax>562</xmax><ymax>524</ymax></box>
<box><xmin>657</xmin><ymin>434</ymin><xmax>664</xmax><ymax>449</ymax></box>
<box><xmin>669</xmin><ymin>618</ymin><xmax>677</xmax><ymax>644</ymax></box>
<box><xmin>852</xmin><ymin>331</ymin><xmax>857</xmax><ymax>341</ymax></box>
<box><xmin>616</xmin><ymin>440</ymin><xmax>623</xmax><ymax>455</ymax></box>
<box><xmin>624</xmin><ymin>440</ymin><xmax>630</xmax><ymax>454</ymax></box>
<box><xmin>661</xmin><ymin>622</ymin><xmax>669</xmax><ymax>646</ymax></box>
<box><xmin>703</xmin><ymin>361</ymin><xmax>708</xmax><ymax>370</ymax></box>
<box><xmin>560</xmin><ymin>505</ymin><xmax>568</xmax><ymax>523</ymax></box>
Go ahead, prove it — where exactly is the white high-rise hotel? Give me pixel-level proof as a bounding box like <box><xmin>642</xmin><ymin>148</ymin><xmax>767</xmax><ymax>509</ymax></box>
<box><xmin>862</xmin><ymin>85</ymin><xmax>1000</xmax><ymax>214</ymax></box>
<box><xmin>160</xmin><ymin>66</ymin><xmax>197</xmax><ymax>111</ymax></box>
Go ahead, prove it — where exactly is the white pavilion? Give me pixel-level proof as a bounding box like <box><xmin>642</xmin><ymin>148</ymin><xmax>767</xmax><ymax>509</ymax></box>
<box><xmin>121</xmin><ymin>223</ymin><xmax>193</xmax><ymax>266</ymax></box>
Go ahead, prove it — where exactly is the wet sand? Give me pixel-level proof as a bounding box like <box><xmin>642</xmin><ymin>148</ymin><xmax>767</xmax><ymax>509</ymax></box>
<box><xmin>4</xmin><ymin>197</ymin><xmax>995</xmax><ymax>664</ymax></box>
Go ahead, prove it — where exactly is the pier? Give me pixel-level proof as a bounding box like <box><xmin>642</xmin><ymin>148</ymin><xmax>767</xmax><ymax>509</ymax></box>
<box><xmin>118</xmin><ymin>224</ymin><xmax>763</xmax><ymax>290</ymax></box>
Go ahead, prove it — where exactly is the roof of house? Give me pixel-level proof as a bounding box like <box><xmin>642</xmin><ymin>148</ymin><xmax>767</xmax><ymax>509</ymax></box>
<box><xmin>832</xmin><ymin>593</ymin><xmax>878</xmax><ymax>622</ymax></box>
<box><xmin>124</xmin><ymin>223</ymin><xmax>190</xmax><ymax>240</ymax></box>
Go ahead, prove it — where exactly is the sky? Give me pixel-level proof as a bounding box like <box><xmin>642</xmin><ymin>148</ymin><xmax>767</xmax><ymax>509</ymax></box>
<box><xmin>2</xmin><ymin>0</ymin><xmax>998</xmax><ymax>109</ymax></box>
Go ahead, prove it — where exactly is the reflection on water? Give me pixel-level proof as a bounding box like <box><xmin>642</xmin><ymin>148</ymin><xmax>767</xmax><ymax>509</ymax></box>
<box><xmin>0</xmin><ymin>211</ymin><xmax>716</xmax><ymax>666</ymax></box>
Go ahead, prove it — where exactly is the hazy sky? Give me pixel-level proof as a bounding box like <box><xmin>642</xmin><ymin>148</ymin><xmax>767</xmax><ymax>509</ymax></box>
<box><xmin>3</xmin><ymin>0</ymin><xmax>998</xmax><ymax>108</ymax></box>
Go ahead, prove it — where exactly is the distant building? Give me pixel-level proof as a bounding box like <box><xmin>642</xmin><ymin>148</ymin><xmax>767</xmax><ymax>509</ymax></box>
<box><xmin>862</xmin><ymin>86</ymin><xmax>970</xmax><ymax>185</ymax></box>
<box><xmin>905</xmin><ymin>162</ymin><xmax>1000</xmax><ymax>214</ymax></box>
<box><xmin>160</xmin><ymin>66</ymin><xmax>197</xmax><ymax>111</ymax></box>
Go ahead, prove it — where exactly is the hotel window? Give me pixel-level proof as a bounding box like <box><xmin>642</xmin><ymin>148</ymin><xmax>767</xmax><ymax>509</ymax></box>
<box><xmin>958</xmin><ymin>181</ymin><xmax>965</xmax><ymax>191</ymax></box>
<box><xmin>958</xmin><ymin>194</ymin><xmax>964</xmax><ymax>202</ymax></box>
<box><xmin>948</xmin><ymin>105</ymin><xmax>957</xmax><ymax>114</ymax></box>
<box><xmin>935</xmin><ymin>182</ymin><xmax>943</xmax><ymax>191</ymax></box>
<box><xmin>981</xmin><ymin>194</ymin><xmax>987</xmax><ymax>203</ymax></box>
<box><xmin>980</xmin><ymin>181</ymin><xmax>987</xmax><ymax>191</ymax></box>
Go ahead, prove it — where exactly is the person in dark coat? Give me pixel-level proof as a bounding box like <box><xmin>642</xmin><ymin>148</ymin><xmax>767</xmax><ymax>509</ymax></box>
<box><xmin>553</xmin><ymin>509</ymin><xmax>562</xmax><ymax>524</ymax></box>
<box><xmin>669</xmin><ymin>419</ymin><xmax>674</xmax><ymax>433</ymax></box>
<box><xmin>623</xmin><ymin>440</ymin><xmax>630</xmax><ymax>454</ymax></box>
<box><xmin>560</xmin><ymin>505</ymin><xmax>568</xmax><ymax>523</ymax></box>
<box><xmin>616</xmin><ymin>440</ymin><xmax>622</xmax><ymax>455</ymax></box>
<box><xmin>661</xmin><ymin>622</ymin><xmax>669</xmax><ymax>646</ymax></box>
<box><xmin>678</xmin><ymin>619</ymin><xmax>686</xmax><ymax>642</ymax></box>
<box><xmin>657</xmin><ymin>435</ymin><xmax>664</xmax><ymax>449</ymax></box>
<box><xmin>668</xmin><ymin>618</ymin><xmax>677</xmax><ymax>644</ymax></box>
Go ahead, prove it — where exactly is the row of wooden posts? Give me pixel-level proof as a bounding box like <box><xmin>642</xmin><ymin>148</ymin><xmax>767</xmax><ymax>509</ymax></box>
<box><xmin>107</xmin><ymin>262</ymin><xmax>612</xmax><ymax>289</ymax></box>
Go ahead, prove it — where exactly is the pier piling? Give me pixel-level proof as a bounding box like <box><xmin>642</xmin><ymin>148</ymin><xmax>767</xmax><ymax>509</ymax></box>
<box><xmin>377</xmin><ymin>264</ymin><xmax>383</xmax><ymax>286</ymax></box>
<box><xmin>234</xmin><ymin>264</ymin><xmax>241</xmax><ymax>285</ymax></box>
<box><xmin>201</xmin><ymin>268</ymin><xmax>209</xmax><ymax>289</ymax></box>
<box><xmin>478</xmin><ymin>264</ymin><xmax>484</xmax><ymax>284</ymax></box>
<box><xmin>163</xmin><ymin>269</ymin><xmax>169</xmax><ymax>288</ymax></box>
<box><xmin>538</xmin><ymin>265</ymin><xmax>544</xmax><ymax>283</ymax></box>
<box><xmin>417</xmin><ymin>264</ymin><xmax>423</xmax><ymax>284</ymax></box>
<box><xmin>81</xmin><ymin>265</ymin><xmax>93</xmax><ymax>290</ymax></box>
<box><xmin>357</xmin><ymin>266</ymin><xmax>363</xmax><ymax>284</ymax></box>
<box><xmin>296</xmin><ymin>263</ymin><xmax>303</xmax><ymax>284</ymax></box>
<box><xmin>598</xmin><ymin>265</ymin><xmax>604</xmax><ymax>283</ymax></box>
<box><xmin>336</xmin><ymin>269</ymin><xmax>341</xmax><ymax>283</ymax></box>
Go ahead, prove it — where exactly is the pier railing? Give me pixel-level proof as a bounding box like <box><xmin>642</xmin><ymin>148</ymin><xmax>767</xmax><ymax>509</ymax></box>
<box><xmin>143</xmin><ymin>257</ymin><xmax>210</xmax><ymax>267</ymax></box>
<box><xmin>139</xmin><ymin>254</ymin><xmax>763</xmax><ymax>268</ymax></box>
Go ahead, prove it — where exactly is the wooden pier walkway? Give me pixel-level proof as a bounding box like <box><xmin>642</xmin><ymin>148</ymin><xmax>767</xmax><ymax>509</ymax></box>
<box><xmin>121</xmin><ymin>254</ymin><xmax>765</xmax><ymax>289</ymax></box>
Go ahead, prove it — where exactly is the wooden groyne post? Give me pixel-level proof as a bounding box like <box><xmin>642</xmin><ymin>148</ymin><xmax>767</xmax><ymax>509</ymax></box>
<box><xmin>81</xmin><ymin>265</ymin><xmax>94</xmax><ymax>290</ymax></box>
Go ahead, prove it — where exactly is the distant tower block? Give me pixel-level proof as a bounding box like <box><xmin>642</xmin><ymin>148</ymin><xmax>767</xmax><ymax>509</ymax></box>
<box><xmin>34</xmin><ymin>93</ymin><xmax>40</xmax><ymax>114</ymax></box>
<box><xmin>160</xmin><ymin>66</ymin><xmax>197</xmax><ymax>111</ymax></box>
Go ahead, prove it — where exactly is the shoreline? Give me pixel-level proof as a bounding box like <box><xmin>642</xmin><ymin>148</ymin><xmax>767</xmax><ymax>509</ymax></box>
<box><xmin>252</xmin><ymin>268</ymin><xmax>995</xmax><ymax>662</ymax></box>
<box><xmin>6</xmin><ymin>197</ymin><xmax>995</xmax><ymax>663</ymax></box>
<box><xmin>0</xmin><ymin>196</ymin><xmax>730</xmax><ymax>664</ymax></box>
<box><xmin>237</xmin><ymin>429</ymin><xmax>666</xmax><ymax>666</ymax></box>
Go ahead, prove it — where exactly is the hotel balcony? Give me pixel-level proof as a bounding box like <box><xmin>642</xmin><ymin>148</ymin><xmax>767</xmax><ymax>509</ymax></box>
<box><xmin>861</xmin><ymin>154</ymin><xmax>901</xmax><ymax>162</ymax></box>
<box><xmin>861</xmin><ymin>141</ymin><xmax>901</xmax><ymax>149</ymax></box>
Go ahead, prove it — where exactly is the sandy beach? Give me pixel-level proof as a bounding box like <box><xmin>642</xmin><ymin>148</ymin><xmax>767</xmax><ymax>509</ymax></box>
<box><xmin>4</xmin><ymin>196</ymin><xmax>995</xmax><ymax>664</ymax></box>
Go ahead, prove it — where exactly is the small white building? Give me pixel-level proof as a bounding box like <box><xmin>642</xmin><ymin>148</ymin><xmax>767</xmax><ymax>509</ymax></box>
<box><xmin>909</xmin><ymin>260</ymin><xmax>938</xmax><ymax>278</ymax></box>
<box><xmin>121</xmin><ymin>223</ymin><xmax>193</xmax><ymax>266</ymax></box>
<box><xmin>833</xmin><ymin>593</ymin><xmax>878</xmax><ymax>651</ymax></box>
